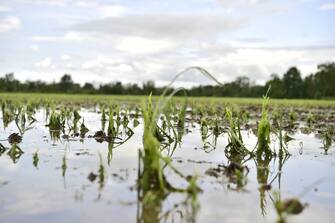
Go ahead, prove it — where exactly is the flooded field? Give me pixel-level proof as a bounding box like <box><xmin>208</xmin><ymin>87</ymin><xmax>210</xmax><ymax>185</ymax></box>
<box><xmin>0</xmin><ymin>95</ymin><xmax>334</xmax><ymax>223</ymax></box>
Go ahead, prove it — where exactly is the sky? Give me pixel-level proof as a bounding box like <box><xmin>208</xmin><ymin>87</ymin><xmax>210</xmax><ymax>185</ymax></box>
<box><xmin>0</xmin><ymin>0</ymin><xmax>334</xmax><ymax>87</ymax></box>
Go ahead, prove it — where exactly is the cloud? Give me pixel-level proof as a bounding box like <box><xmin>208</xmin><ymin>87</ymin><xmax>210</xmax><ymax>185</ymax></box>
<box><xmin>0</xmin><ymin>16</ymin><xmax>21</xmax><ymax>33</ymax></box>
<box><xmin>32</xmin><ymin>31</ymin><xmax>88</xmax><ymax>42</ymax></box>
<box><xmin>17</xmin><ymin>0</ymin><xmax>75</xmax><ymax>7</ymax></box>
<box><xmin>61</xmin><ymin>55</ymin><xmax>71</xmax><ymax>60</ymax></box>
<box><xmin>54</xmin><ymin>44</ymin><xmax>333</xmax><ymax>86</ymax></box>
<box><xmin>30</xmin><ymin>45</ymin><xmax>39</xmax><ymax>52</ymax></box>
<box><xmin>35</xmin><ymin>57</ymin><xmax>52</xmax><ymax>68</ymax></box>
<box><xmin>114</xmin><ymin>36</ymin><xmax>177</xmax><ymax>54</ymax></box>
<box><xmin>98</xmin><ymin>4</ymin><xmax>127</xmax><ymax>17</ymax></box>
<box><xmin>2</xmin><ymin>0</ymin><xmax>334</xmax><ymax>87</ymax></box>
<box><xmin>74</xmin><ymin>13</ymin><xmax>247</xmax><ymax>41</ymax></box>
<box><xmin>81</xmin><ymin>57</ymin><xmax>135</xmax><ymax>73</ymax></box>
<box><xmin>319</xmin><ymin>3</ymin><xmax>335</xmax><ymax>10</ymax></box>
<box><xmin>216</xmin><ymin>0</ymin><xmax>270</xmax><ymax>7</ymax></box>
<box><xmin>0</xmin><ymin>5</ymin><xmax>11</xmax><ymax>12</ymax></box>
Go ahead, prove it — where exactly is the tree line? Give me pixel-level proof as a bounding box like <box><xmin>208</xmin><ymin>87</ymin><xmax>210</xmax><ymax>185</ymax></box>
<box><xmin>0</xmin><ymin>62</ymin><xmax>334</xmax><ymax>99</ymax></box>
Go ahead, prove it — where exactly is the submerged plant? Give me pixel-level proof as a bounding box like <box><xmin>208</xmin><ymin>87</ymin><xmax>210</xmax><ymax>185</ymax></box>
<box><xmin>15</xmin><ymin>107</ymin><xmax>36</xmax><ymax>135</ymax></box>
<box><xmin>47</xmin><ymin>109</ymin><xmax>65</xmax><ymax>141</ymax></box>
<box><xmin>322</xmin><ymin>129</ymin><xmax>332</xmax><ymax>154</ymax></box>
<box><xmin>33</xmin><ymin>151</ymin><xmax>39</xmax><ymax>168</ymax></box>
<box><xmin>97</xmin><ymin>153</ymin><xmax>105</xmax><ymax>197</ymax></box>
<box><xmin>7</xmin><ymin>143</ymin><xmax>24</xmax><ymax>163</ymax></box>
<box><xmin>62</xmin><ymin>153</ymin><xmax>67</xmax><ymax>177</ymax></box>
<box><xmin>225</xmin><ymin>108</ymin><xmax>249</xmax><ymax>161</ymax></box>
<box><xmin>1</xmin><ymin>101</ymin><xmax>15</xmax><ymax>128</ymax></box>
<box><xmin>139</xmin><ymin>95</ymin><xmax>171</xmax><ymax>194</ymax></box>
<box><xmin>271</xmin><ymin>108</ymin><xmax>290</xmax><ymax>156</ymax></box>
<box><xmin>80</xmin><ymin>119</ymin><xmax>89</xmax><ymax>138</ymax></box>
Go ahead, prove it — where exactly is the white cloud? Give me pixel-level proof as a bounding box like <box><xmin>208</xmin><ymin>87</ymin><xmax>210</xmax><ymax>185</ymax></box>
<box><xmin>0</xmin><ymin>16</ymin><xmax>21</xmax><ymax>33</ymax></box>
<box><xmin>66</xmin><ymin>63</ymin><xmax>74</xmax><ymax>68</ymax></box>
<box><xmin>115</xmin><ymin>36</ymin><xmax>176</xmax><ymax>54</ymax></box>
<box><xmin>61</xmin><ymin>55</ymin><xmax>71</xmax><ymax>60</ymax></box>
<box><xmin>18</xmin><ymin>0</ymin><xmax>72</xmax><ymax>7</ymax></box>
<box><xmin>35</xmin><ymin>57</ymin><xmax>52</xmax><ymax>68</ymax></box>
<box><xmin>74</xmin><ymin>13</ymin><xmax>247</xmax><ymax>41</ymax></box>
<box><xmin>80</xmin><ymin>57</ymin><xmax>136</xmax><ymax>82</ymax></box>
<box><xmin>98</xmin><ymin>5</ymin><xmax>126</xmax><ymax>17</ymax></box>
<box><xmin>1</xmin><ymin>0</ymin><xmax>334</xmax><ymax>87</ymax></box>
<box><xmin>217</xmin><ymin>0</ymin><xmax>270</xmax><ymax>7</ymax></box>
<box><xmin>0</xmin><ymin>5</ymin><xmax>11</xmax><ymax>12</ymax></box>
<box><xmin>30</xmin><ymin>45</ymin><xmax>39</xmax><ymax>52</ymax></box>
<box><xmin>63</xmin><ymin>31</ymin><xmax>86</xmax><ymax>41</ymax></box>
<box><xmin>319</xmin><ymin>3</ymin><xmax>335</xmax><ymax>10</ymax></box>
<box><xmin>32</xmin><ymin>35</ymin><xmax>59</xmax><ymax>41</ymax></box>
<box><xmin>32</xmin><ymin>31</ymin><xmax>89</xmax><ymax>42</ymax></box>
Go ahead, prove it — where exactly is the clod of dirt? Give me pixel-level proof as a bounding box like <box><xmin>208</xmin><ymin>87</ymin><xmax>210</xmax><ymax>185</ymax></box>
<box><xmin>92</xmin><ymin>131</ymin><xmax>112</xmax><ymax>143</ymax></box>
<box><xmin>87</xmin><ymin>172</ymin><xmax>97</xmax><ymax>182</ymax></box>
<box><xmin>93</xmin><ymin>131</ymin><xmax>105</xmax><ymax>138</ymax></box>
<box><xmin>73</xmin><ymin>132</ymin><xmax>79</xmax><ymax>137</ymax></box>
<box><xmin>205</xmin><ymin>167</ymin><xmax>222</xmax><ymax>178</ymax></box>
<box><xmin>282</xmin><ymin>198</ymin><xmax>305</xmax><ymax>215</ymax></box>
<box><xmin>205</xmin><ymin>162</ymin><xmax>248</xmax><ymax>179</ymax></box>
<box><xmin>260</xmin><ymin>184</ymin><xmax>272</xmax><ymax>191</ymax></box>
<box><xmin>8</xmin><ymin>133</ymin><xmax>22</xmax><ymax>145</ymax></box>
<box><xmin>225</xmin><ymin>163</ymin><xmax>245</xmax><ymax>177</ymax></box>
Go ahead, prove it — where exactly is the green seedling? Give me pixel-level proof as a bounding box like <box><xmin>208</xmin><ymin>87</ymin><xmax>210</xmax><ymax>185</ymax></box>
<box><xmin>256</xmin><ymin>93</ymin><xmax>272</xmax><ymax>158</ymax></box>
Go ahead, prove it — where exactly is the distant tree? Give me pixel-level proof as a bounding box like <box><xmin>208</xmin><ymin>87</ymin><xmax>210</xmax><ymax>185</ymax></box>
<box><xmin>83</xmin><ymin>83</ymin><xmax>95</xmax><ymax>93</ymax></box>
<box><xmin>314</xmin><ymin>63</ymin><xmax>335</xmax><ymax>98</ymax></box>
<box><xmin>5</xmin><ymin>73</ymin><xmax>15</xmax><ymax>82</ymax></box>
<box><xmin>303</xmin><ymin>74</ymin><xmax>316</xmax><ymax>98</ymax></box>
<box><xmin>283</xmin><ymin>67</ymin><xmax>303</xmax><ymax>98</ymax></box>
<box><xmin>59</xmin><ymin>74</ymin><xmax>74</xmax><ymax>92</ymax></box>
<box><xmin>265</xmin><ymin>74</ymin><xmax>285</xmax><ymax>98</ymax></box>
<box><xmin>126</xmin><ymin>83</ymin><xmax>141</xmax><ymax>95</ymax></box>
<box><xmin>143</xmin><ymin>81</ymin><xmax>155</xmax><ymax>95</ymax></box>
<box><xmin>0</xmin><ymin>62</ymin><xmax>333</xmax><ymax>98</ymax></box>
<box><xmin>113</xmin><ymin>82</ymin><xmax>123</xmax><ymax>94</ymax></box>
<box><xmin>1</xmin><ymin>73</ymin><xmax>20</xmax><ymax>92</ymax></box>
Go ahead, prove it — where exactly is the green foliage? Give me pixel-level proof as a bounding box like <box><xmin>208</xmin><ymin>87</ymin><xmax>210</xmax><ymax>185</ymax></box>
<box><xmin>257</xmin><ymin>95</ymin><xmax>272</xmax><ymax>157</ymax></box>
<box><xmin>225</xmin><ymin>107</ymin><xmax>249</xmax><ymax>160</ymax></box>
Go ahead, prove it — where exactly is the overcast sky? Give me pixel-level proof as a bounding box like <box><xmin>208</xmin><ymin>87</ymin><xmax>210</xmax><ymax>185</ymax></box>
<box><xmin>0</xmin><ymin>0</ymin><xmax>334</xmax><ymax>86</ymax></box>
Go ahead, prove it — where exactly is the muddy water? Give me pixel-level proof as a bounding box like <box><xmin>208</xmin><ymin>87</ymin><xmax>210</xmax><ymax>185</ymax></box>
<box><xmin>0</xmin><ymin>109</ymin><xmax>334</xmax><ymax>223</ymax></box>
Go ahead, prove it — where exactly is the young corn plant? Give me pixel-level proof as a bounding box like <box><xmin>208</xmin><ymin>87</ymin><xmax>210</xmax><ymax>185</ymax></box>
<box><xmin>79</xmin><ymin>119</ymin><xmax>89</xmax><ymax>138</ymax></box>
<box><xmin>47</xmin><ymin>109</ymin><xmax>65</xmax><ymax>141</ymax></box>
<box><xmin>139</xmin><ymin>67</ymin><xmax>218</xmax><ymax>204</ymax></box>
<box><xmin>225</xmin><ymin>107</ymin><xmax>250</xmax><ymax>161</ymax></box>
<box><xmin>1</xmin><ymin>101</ymin><xmax>15</xmax><ymax>129</ymax></box>
<box><xmin>139</xmin><ymin>95</ymin><xmax>171</xmax><ymax>194</ymax></box>
<box><xmin>15</xmin><ymin>107</ymin><xmax>36</xmax><ymax>136</ymax></box>
<box><xmin>271</xmin><ymin>108</ymin><xmax>290</xmax><ymax>157</ymax></box>
<box><xmin>256</xmin><ymin>94</ymin><xmax>273</xmax><ymax>158</ymax></box>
